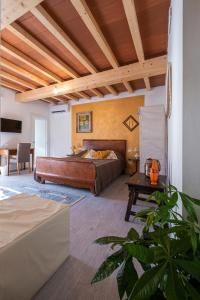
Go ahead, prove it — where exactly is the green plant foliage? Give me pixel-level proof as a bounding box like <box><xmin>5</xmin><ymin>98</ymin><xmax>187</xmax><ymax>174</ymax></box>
<box><xmin>91</xmin><ymin>185</ymin><xmax>200</xmax><ymax>299</ymax></box>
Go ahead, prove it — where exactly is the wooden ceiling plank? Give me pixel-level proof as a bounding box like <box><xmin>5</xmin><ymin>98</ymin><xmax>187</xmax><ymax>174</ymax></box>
<box><xmin>52</xmin><ymin>96</ymin><xmax>67</xmax><ymax>102</ymax></box>
<box><xmin>90</xmin><ymin>89</ymin><xmax>103</xmax><ymax>97</ymax></box>
<box><xmin>105</xmin><ymin>85</ymin><xmax>117</xmax><ymax>96</ymax></box>
<box><xmin>122</xmin><ymin>81</ymin><xmax>133</xmax><ymax>93</ymax></box>
<box><xmin>0</xmin><ymin>57</ymin><xmax>48</xmax><ymax>86</ymax></box>
<box><xmin>1</xmin><ymin>40</ymin><xmax>62</xmax><ymax>82</ymax></box>
<box><xmin>0</xmin><ymin>70</ymin><xmax>36</xmax><ymax>89</ymax></box>
<box><xmin>7</xmin><ymin>23</ymin><xmax>79</xmax><ymax>78</ymax></box>
<box><xmin>71</xmin><ymin>0</ymin><xmax>131</xmax><ymax>93</ymax></box>
<box><xmin>1</xmin><ymin>0</ymin><xmax>44</xmax><ymax>30</ymax></box>
<box><xmin>62</xmin><ymin>95</ymin><xmax>78</xmax><ymax>101</ymax></box>
<box><xmin>122</xmin><ymin>0</ymin><xmax>151</xmax><ymax>90</ymax></box>
<box><xmin>0</xmin><ymin>79</ymin><xmax>26</xmax><ymax>92</ymax></box>
<box><xmin>16</xmin><ymin>55</ymin><xmax>167</xmax><ymax>102</ymax></box>
<box><xmin>76</xmin><ymin>92</ymin><xmax>90</xmax><ymax>99</ymax></box>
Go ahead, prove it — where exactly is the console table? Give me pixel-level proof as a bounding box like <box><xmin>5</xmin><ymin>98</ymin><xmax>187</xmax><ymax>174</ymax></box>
<box><xmin>125</xmin><ymin>172</ymin><xmax>167</xmax><ymax>221</ymax></box>
<box><xmin>0</xmin><ymin>148</ymin><xmax>34</xmax><ymax>176</ymax></box>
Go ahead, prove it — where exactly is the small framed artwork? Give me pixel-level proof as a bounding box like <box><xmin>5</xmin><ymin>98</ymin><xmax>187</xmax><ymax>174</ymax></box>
<box><xmin>76</xmin><ymin>112</ymin><xmax>93</xmax><ymax>133</ymax></box>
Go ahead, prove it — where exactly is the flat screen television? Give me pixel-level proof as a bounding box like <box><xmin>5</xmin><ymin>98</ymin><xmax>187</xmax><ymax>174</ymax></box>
<box><xmin>0</xmin><ymin>118</ymin><xmax>22</xmax><ymax>133</ymax></box>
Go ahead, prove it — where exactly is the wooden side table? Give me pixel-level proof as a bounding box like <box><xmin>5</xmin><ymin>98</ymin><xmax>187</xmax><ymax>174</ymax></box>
<box><xmin>125</xmin><ymin>172</ymin><xmax>167</xmax><ymax>221</ymax></box>
<box><xmin>127</xmin><ymin>158</ymin><xmax>140</xmax><ymax>176</ymax></box>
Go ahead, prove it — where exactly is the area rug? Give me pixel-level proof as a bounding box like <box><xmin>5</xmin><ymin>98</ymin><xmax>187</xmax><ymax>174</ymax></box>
<box><xmin>0</xmin><ymin>185</ymin><xmax>85</xmax><ymax>206</ymax></box>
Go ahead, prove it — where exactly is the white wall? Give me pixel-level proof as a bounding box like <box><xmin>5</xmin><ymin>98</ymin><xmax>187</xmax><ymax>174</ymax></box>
<box><xmin>167</xmin><ymin>0</ymin><xmax>183</xmax><ymax>194</ymax></box>
<box><xmin>182</xmin><ymin>0</ymin><xmax>200</xmax><ymax>215</ymax></box>
<box><xmin>0</xmin><ymin>86</ymin><xmax>49</xmax><ymax>158</ymax></box>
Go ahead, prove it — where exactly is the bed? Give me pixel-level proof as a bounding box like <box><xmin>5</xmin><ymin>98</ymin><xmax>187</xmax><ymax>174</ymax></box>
<box><xmin>0</xmin><ymin>193</ymin><xmax>69</xmax><ymax>300</ymax></box>
<box><xmin>35</xmin><ymin>139</ymin><xmax>126</xmax><ymax>195</ymax></box>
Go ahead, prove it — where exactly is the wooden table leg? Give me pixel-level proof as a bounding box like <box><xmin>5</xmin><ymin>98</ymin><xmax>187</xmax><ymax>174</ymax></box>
<box><xmin>7</xmin><ymin>154</ymin><xmax>10</xmax><ymax>176</ymax></box>
<box><xmin>32</xmin><ymin>151</ymin><xmax>34</xmax><ymax>171</ymax></box>
<box><xmin>125</xmin><ymin>187</ymin><xmax>139</xmax><ymax>222</ymax></box>
<box><xmin>125</xmin><ymin>187</ymin><xmax>134</xmax><ymax>221</ymax></box>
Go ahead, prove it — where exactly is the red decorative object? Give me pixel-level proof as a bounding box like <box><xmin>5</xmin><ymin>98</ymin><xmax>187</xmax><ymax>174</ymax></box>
<box><xmin>150</xmin><ymin>159</ymin><xmax>159</xmax><ymax>185</ymax></box>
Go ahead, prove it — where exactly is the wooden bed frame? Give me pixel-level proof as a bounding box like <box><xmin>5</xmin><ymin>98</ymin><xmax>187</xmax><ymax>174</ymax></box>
<box><xmin>35</xmin><ymin>139</ymin><xmax>126</xmax><ymax>194</ymax></box>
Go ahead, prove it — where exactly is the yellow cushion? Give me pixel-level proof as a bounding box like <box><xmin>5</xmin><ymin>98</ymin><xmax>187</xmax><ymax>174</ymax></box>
<box><xmin>81</xmin><ymin>150</ymin><xmax>89</xmax><ymax>158</ymax></box>
<box><xmin>92</xmin><ymin>150</ymin><xmax>110</xmax><ymax>159</ymax></box>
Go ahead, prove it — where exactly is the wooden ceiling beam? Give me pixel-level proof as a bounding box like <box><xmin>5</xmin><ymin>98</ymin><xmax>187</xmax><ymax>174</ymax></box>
<box><xmin>71</xmin><ymin>0</ymin><xmax>131</xmax><ymax>94</ymax></box>
<box><xmin>1</xmin><ymin>41</ymin><xmax>94</xmax><ymax>100</ymax></box>
<box><xmin>31</xmin><ymin>5</ymin><xmax>110</xmax><ymax>97</ymax></box>
<box><xmin>71</xmin><ymin>0</ymin><xmax>118</xmax><ymax>67</ymax></box>
<box><xmin>62</xmin><ymin>95</ymin><xmax>78</xmax><ymax>101</ymax></box>
<box><xmin>90</xmin><ymin>89</ymin><xmax>103</xmax><ymax>97</ymax></box>
<box><xmin>105</xmin><ymin>85</ymin><xmax>117</xmax><ymax>96</ymax></box>
<box><xmin>122</xmin><ymin>0</ymin><xmax>151</xmax><ymax>90</ymax></box>
<box><xmin>0</xmin><ymin>57</ymin><xmax>48</xmax><ymax>86</ymax></box>
<box><xmin>122</xmin><ymin>81</ymin><xmax>133</xmax><ymax>93</ymax></box>
<box><xmin>76</xmin><ymin>92</ymin><xmax>90</xmax><ymax>99</ymax></box>
<box><xmin>0</xmin><ymin>70</ymin><xmax>36</xmax><ymax>89</ymax></box>
<box><xmin>16</xmin><ymin>55</ymin><xmax>167</xmax><ymax>102</ymax></box>
<box><xmin>1</xmin><ymin>0</ymin><xmax>44</xmax><ymax>30</ymax></box>
<box><xmin>7</xmin><ymin>23</ymin><xmax>79</xmax><ymax>78</ymax></box>
<box><xmin>31</xmin><ymin>5</ymin><xmax>97</xmax><ymax>74</ymax></box>
<box><xmin>0</xmin><ymin>61</ymin><xmax>64</xmax><ymax>103</ymax></box>
<box><xmin>1</xmin><ymin>40</ymin><xmax>61</xmax><ymax>82</ymax></box>
<box><xmin>0</xmin><ymin>79</ymin><xmax>27</xmax><ymax>92</ymax></box>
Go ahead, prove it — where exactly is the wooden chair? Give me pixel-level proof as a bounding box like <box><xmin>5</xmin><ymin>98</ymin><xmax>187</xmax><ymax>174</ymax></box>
<box><xmin>11</xmin><ymin>143</ymin><xmax>31</xmax><ymax>175</ymax></box>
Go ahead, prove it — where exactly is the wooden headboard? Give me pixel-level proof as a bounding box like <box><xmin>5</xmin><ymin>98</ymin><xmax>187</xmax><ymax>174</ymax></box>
<box><xmin>83</xmin><ymin>139</ymin><xmax>127</xmax><ymax>158</ymax></box>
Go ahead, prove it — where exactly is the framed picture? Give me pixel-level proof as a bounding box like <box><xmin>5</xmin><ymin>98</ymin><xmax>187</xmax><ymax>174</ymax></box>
<box><xmin>166</xmin><ymin>62</ymin><xmax>172</xmax><ymax>118</ymax></box>
<box><xmin>76</xmin><ymin>112</ymin><xmax>93</xmax><ymax>133</ymax></box>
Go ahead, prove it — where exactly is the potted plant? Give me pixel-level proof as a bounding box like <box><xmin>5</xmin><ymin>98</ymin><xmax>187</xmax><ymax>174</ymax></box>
<box><xmin>91</xmin><ymin>186</ymin><xmax>200</xmax><ymax>300</ymax></box>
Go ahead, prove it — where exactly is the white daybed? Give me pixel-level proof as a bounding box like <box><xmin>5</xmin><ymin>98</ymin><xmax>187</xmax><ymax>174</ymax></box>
<box><xmin>0</xmin><ymin>193</ymin><xmax>69</xmax><ymax>300</ymax></box>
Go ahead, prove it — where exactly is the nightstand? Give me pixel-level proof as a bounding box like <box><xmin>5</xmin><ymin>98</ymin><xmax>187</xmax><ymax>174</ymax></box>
<box><xmin>127</xmin><ymin>157</ymin><xmax>140</xmax><ymax>176</ymax></box>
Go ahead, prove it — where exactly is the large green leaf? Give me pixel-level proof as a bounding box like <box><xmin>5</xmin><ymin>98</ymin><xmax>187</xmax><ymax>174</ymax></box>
<box><xmin>94</xmin><ymin>236</ymin><xmax>126</xmax><ymax>245</ymax></box>
<box><xmin>165</xmin><ymin>263</ymin><xmax>186</xmax><ymax>300</ymax></box>
<box><xmin>167</xmin><ymin>192</ymin><xmax>178</xmax><ymax>208</ymax></box>
<box><xmin>176</xmin><ymin>259</ymin><xmax>200</xmax><ymax>282</ymax></box>
<box><xmin>127</xmin><ymin>228</ymin><xmax>140</xmax><ymax>241</ymax></box>
<box><xmin>189</xmin><ymin>229</ymin><xmax>198</xmax><ymax>254</ymax></box>
<box><xmin>184</xmin><ymin>280</ymin><xmax>200</xmax><ymax>300</ymax></box>
<box><xmin>190</xmin><ymin>197</ymin><xmax>200</xmax><ymax>206</ymax></box>
<box><xmin>134</xmin><ymin>207</ymin><xmax>155</xmax><ymax>219</ymax></box>
<box><xmin>151</xmin><ymin>246</ymin><xmax>167</xmax><ymax>262</ymax></box>
<box><xmin>128</xmin><ymin>263</ymin><xmax>167</xmax><ymax>300</ymax></box>
<box><xmin>169</xmin><ymin>237</ymin><xmax>191</xmax><ymax>256</ymax></box>
<box><xmin>124</xmin><ymin>244</ymin><xmax>154</xmax><ymax>264</ymax></box>
<box><xmin>180</xmin><ymin>193</ymin><xmax>198</xmax><ymax>223</ymax></box>
<box><xmin>156</xmin><ymin>206</ymin><xmax>170</xmax><ymax>224</ymax></box>
<box><xmin>91</xmin><ymin>250</ymin><xmax>124</xmax><ymax>284</ymax></box>
<box><xmin>117</xmin><ymin>257</ymin><xmax>138</xmax><ymax>299</ymax></box>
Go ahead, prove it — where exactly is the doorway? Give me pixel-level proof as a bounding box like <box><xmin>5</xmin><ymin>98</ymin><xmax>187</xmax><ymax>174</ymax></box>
<box><xmin>32</xmin><ymin>117</ymin><xmax>48</xmax><ymax>159</ymax></box>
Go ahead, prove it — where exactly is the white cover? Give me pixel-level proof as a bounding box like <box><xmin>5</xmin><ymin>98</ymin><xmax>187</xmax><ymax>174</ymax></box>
<box><xmin>139</xmin><ymin>105</ymin><xmax>166</xmax><ymax>175</ymax></box>
<box><xmin>0</xmin><ymin>194</ymin><xmax>69</xmax><ymax>300</ymax></box>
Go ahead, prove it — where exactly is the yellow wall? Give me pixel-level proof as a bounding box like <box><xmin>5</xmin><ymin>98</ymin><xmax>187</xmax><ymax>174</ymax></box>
<box><xmin>72</xmin><ymin>96</ymin><xmax>144</xmax><ymax>154</ymax></box>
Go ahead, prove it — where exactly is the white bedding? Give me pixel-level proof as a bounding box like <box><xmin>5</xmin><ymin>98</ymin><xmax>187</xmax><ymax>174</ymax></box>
<box><xmin>0</xmin><ymin>193</ymin><xmax>69</xmax><ymax>300</ymax></box>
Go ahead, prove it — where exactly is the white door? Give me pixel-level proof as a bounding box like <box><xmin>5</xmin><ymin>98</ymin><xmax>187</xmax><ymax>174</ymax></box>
<box><xmin>33</xmin><ymin>118</ymin><xmax>48</xmax><ymax>158</ymax></box>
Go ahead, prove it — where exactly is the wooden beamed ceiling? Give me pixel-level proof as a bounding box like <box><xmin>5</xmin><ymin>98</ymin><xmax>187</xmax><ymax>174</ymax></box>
<box><xmin>0</xmin><ymin>0</ymin><xmax>170</xmax><ymax>103</ymax></box>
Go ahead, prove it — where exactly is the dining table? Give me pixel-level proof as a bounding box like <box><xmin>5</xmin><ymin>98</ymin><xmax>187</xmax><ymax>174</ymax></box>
<box><xmin>0</xmin><ymin>147</ymin><xmax>34</xmax><ymax>176</ymax></box>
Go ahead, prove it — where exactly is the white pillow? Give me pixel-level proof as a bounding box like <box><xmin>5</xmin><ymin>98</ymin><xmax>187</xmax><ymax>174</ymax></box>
<box><xmin>106</xmin><ymin>150</ymin><xmax>118</xmax><ymax>160</ymax></box>
<box><xmin>84</xmin><ymin>149</ymin><xmax>96</xmax><ymax>159</ymax></box>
